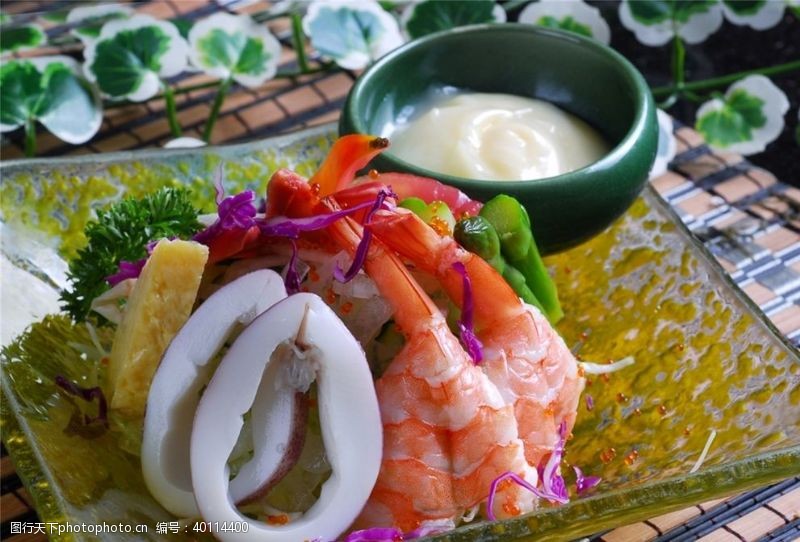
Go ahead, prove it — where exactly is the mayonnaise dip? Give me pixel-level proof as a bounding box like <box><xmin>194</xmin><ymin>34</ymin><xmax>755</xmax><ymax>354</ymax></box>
<box><xmin>389</xmin><ymin>92</ymin><xmax>609</xmax><ymax>181</ymax></box>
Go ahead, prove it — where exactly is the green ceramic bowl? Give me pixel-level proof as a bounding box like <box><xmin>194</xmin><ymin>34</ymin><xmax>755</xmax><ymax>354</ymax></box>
<box><xmin>340</xmin><ymin>24</ymin><xmax>658</xmax><ymax>253</ymax></box>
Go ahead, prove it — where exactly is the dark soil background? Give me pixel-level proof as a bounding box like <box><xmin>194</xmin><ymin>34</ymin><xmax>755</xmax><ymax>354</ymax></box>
<box><xmin>507</xmin><ymin>1</ymin><xmax>800</xmax><ymax>185</ymax></box>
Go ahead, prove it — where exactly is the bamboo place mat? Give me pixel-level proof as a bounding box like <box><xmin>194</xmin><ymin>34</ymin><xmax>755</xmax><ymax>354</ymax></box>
<box><xmin>1</xmin><ymin>1</ymin><xmax>799</xmax><ymax>541</ymax></box>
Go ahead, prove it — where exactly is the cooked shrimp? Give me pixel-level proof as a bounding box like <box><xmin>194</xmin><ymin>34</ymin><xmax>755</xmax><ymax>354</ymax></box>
<box><xmin>266</xmin><ymin>172</ymin><xmax>539</xmax><ymax>531</ymax></box>
<box><xmin>367</xmin><ymin>208</ymin><xmax>585</xmax><ymax>467</ymax></box>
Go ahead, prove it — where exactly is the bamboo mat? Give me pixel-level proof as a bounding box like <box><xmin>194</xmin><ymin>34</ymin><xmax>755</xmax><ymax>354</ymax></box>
<box><xmin>1</xmin><ymin>1</ymin><xmax>799</xmax><ymax>541</ymax></box>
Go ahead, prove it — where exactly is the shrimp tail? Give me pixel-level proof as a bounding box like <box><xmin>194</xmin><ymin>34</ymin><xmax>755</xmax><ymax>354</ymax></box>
<box><xmin>310</xmin><ymin>135</ymin><xmax>389</xmax><ymax>196</ymax></box>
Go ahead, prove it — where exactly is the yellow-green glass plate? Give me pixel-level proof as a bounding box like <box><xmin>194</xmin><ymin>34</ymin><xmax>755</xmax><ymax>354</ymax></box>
<box><xmin>1</xmin><ymin>125</ymin><xmax>798</xmax><ymax>541</ymax></box>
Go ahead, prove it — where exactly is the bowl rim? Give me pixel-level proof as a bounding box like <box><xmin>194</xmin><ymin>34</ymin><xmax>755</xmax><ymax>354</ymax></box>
<box><xmin>342</xmin><ymin>23</ymin><xmax>656</xmax><ymax>189</ymax></box>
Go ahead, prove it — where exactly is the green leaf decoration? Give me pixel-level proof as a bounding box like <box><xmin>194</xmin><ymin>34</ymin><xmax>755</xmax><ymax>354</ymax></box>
<box><xmin>695</xmin><ymin>75</ymin><xmax>789</xmax><ymax>155</ymax></box>
<box><xmin>84</xmin><ymin>15</ymin><xmax>188</xmax><ymax>102</ymax></box>
<box><xmin>67</xmin><ymin>3</ymin><xmax>133</xmax><ymax>43</ymax></box>
<box><xmin>92</xmin><ymin>26</ymin><xmax>169</xmax><ymax>96</ymax></box>
<box><xmin>73</xmin><ymin>13</ymin><xmax>129</xmax><ymax>40</ymax></box>
<box><xmin>171</xmin><ymin>18</ymin><xmax>193</xmax><ymax>40</ymax></box>
<box><xmin>536</xmin><ymin>15</ymin><xmax>593</xmax><ymax>37</ymax></box>
<box><xmin>627</xmin><ymin>0</ymin><xmax>716</xmax><ymax>24</ymax></box>
<box><xmin>722</xmin><ymin>0</ymin><xmax>765</xmax><ymax>16</ymax></box>
<box><xmin>0</xmin><ymin>62</ymin><xmax>43</xmax><ymax>127</ymax></box>
<box><xmin>0</xmin><ymin>24</ymin><xmax>46</xmax><ymax>53</ymax></box>
<box><xmin>619</xmin><ymin>0</ymin><xmax>723</xmax><ymax>46</ymax></box>
<box><xmin>188</xmin><ymin>13</ymin><xmax>280</xmax><ymax>87</ymax></box>
<box><xmin>697</xmin><ymin>89</ymin><xmax>765</xmax><ymax>147</ymax></box>
<box><xmin>0</xmin><ymin>57</ymin><xmax>102</xmax><ymax>145</ymax></box>
<box><xmin>721</xmin><ymin>0</ymin><xmax>785</xmax><ymax>30</ymax></box>
<box><xmin>404</xmin><ymin>0</ymin><xmax>499</xmax><ymax>39</ymax></box>
<box><xmin>302</xmin><ymin>0</ymin><xmax>403</xmax><ymax>70</ymax></box>
<box><xmin>519</xmin><ymin>0</ymin><xmax>610</xmax><ymax>44</ymax></box>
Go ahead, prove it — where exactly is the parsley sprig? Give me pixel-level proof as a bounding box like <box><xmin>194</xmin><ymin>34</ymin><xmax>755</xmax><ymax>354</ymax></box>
<box><xmin>60</xmin><ymin>187</ymin><xmax>202</xmax><ymax>322</ymax></box>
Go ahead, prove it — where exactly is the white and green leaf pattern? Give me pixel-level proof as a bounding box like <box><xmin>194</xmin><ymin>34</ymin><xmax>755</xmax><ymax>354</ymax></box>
<box><xmin>0</xmin><ymin>56</ymin><xmax>102</xmax><ymax>144</ymax></box>
<box><xmin>518</xmin><ymin>0</ymin><xmax>610</xmax><ymax>44</ymax></box>
<box><xmin>302</xmin><ymin>0</ymin><xmax>403</xmax><ymax>70</ymax></box>
<box><xmin>695</xmin><ymin>75</ymin><xmax>789</xmax><ymax>155</ymax></box>
<box><xmin>83</xmin><ymin>15</ymin><xmax>189</xmax><ymax>102</ymax></box>
<box><xmin>188</xmin><ymin>13</ymin><xmax>281</xmax><ymax>88</ymax></box>
<box><xmin>0</xmin><ymin>24</ymin><xmax>46</xmax><ymax>55</ymax></box>
<box><xmin>721</xmin><ymin>0</ymin><xmax>785</xmax><ymax>30</ymax></box>
<box><xmin>402</xmin><ymin>0</ymin><xmax>506</xmax><ymax>40</ymax></box>
<box><xmin>66</xmin><ymin>3</ymin><xmax>133</xmax><ymax>43</ymax></box>
<box><xmin>619</xmin><ymin>0</ymin><xmax>723</xmax><ymax>46</ymax></box>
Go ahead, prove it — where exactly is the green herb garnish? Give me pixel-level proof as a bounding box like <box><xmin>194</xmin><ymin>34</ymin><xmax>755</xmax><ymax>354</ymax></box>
<box><xmin>60</xmin><ymin>187</ymin><xmax>202</xmax><ymax>322</ymax></box>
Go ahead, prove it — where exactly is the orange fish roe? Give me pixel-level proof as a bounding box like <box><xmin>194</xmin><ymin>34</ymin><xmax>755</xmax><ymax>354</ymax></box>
<box><xmin>599</xmin><ymin>447</ymin><xmax>616</xmax><ymax>464</ymax></box>
<box><xmin>579</xmin><ymin>331</ymin><xmax>589</xmax><ymax>341</ymax></box>
<box><xmin>633</xmin><ymin>408</ymin><xmax>642</xmax><ymax>416</ymax></box>
<box><xmin>429</xmin><ymin>216</ymin><xmax>451</xmax><ymax>236</ymax></box>
<box><xmin>309</xmin><ymin>267</ymin><xmax>320</xmax><ymax>282</ymax></box>
<box><xmin>310</xmin><ymin>183</ymin><xmax>320</xmax><ymax>195</ymax></box>
<box><xmin>675</xmin><ymin>343</ymin><xmax>685</xmax><ymax>352</ymax></box>
<box><xmin>658</xmin><ymin>404</ymin><xmax>668</xmax><ymax>416</ymax></box>
<box><xmin>616</xmin><ymin>392</ymin><xmax>628</xmax><ymax>403</ymax></box>
<box><xmin>267</xmin><ymin>514</ymin><xmax>289</xmax><ymax>525</ymax></box>
<box><xmin>577</xmin><ymin>365</ymin><xmax>586</xmax><ymax>377</ymax></box>
<box><xmin>600</xmin><ymin>373</ymin><xmax>610</xmax><ymax>383</ymax></box>
<box><xmin>684</xmin><ymin>427</ymin><xmax>692</xmax><ymax>436</ymax></box>
<box><xmin>341</xmin><ymin>301</ymin><xmax>354</xmax><ymax>315</ymax></box>
<box><xmin>325</xmin><ymin>288</ymin><xmax>336</xmax><ymax>305</ymax></box>
<box><xmin>368</xmin><ymin>168</ymin><xmax>380</xmax><ymax>179</ymax></box>
<box><xmin>623</xmin><ymin>450</ymin><xmax>639</xmax><ymax>466</ymax></box>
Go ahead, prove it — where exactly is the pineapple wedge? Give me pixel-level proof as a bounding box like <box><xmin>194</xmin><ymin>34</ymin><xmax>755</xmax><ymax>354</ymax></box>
<box><xmin>108</xmin><ymin>239</ymin><xmax>208</xmax><ymax>417</ymax></box>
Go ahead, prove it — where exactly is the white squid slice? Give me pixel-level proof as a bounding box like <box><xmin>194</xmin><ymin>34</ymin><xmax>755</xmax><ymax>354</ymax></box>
<box><xmin>190</xmin><ymin>293</ymin><xmax>382</xmax><ymax>542</ymax></box>
<box><xmin>142</xmin><ymin>270</ymin><xmax>288</xmax><ymax>518</ymax></box>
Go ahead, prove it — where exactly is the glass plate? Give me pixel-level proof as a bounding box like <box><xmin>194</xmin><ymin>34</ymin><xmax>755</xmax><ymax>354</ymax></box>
<box><xmin>1</xmin><ymin>125</ymin><xmax>798</xmax><ymax>542</ymax></box>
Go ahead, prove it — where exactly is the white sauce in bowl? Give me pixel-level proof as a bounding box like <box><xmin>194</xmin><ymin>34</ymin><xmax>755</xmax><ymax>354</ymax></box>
<box><xmin>388</xmin><ymin>92</ymin><xmax>609</xmax><ymax>181</ymax></box>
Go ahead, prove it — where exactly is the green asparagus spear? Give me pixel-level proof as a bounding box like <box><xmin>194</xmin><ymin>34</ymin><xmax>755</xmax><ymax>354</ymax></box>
<box><xmin>479</xmin><ymin>195</ymin><xmax>564</xmax><ymax>323</ymax></box>
<box><xmin>454</xmin><ymin>216</ymin><xmax>544</xmax><ymax>311</ymax></box>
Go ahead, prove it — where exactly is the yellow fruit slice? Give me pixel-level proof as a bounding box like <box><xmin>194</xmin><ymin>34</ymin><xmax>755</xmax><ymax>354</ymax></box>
<box><xmin>108</xmin><ymin>239</ymin><xmax>208</xmax><ymax>417</ymax></box>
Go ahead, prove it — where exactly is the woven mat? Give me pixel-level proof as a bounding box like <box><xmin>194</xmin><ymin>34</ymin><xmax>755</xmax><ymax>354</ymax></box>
<box><xmin>1</xmin><ymin>1</ymin><xmax>799</xmax><ymax>541</ymax></box>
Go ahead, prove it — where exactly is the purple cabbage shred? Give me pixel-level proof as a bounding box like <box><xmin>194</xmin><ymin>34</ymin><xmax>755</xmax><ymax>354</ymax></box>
<box><xmin>573</xmin><ymin>466</ymin><xmax>601</xmax><ymax>495</ymax></box>
<box><xmin>54</xmin><ymin>375</ymin><xmax>108</xmax><ymax>427</ymax></box>
<box><xmin>486</xmin><ymin>470</ymin><xmax>568</xmax><ymax>521</ymax></box>
<box><xmin>542</xmin><ymin>421</ymin><xmax>569</xmax><ymax>501</ymax></box>
<box><xmin>106</xmin><ymin>259</ymin><xmax>146</xmax><ymax>286</ymax></box>
<box><xmin>333</xmin><ymin>188</ymin><xmax>396</xmax><ymax>283</ymax></box>
<box><xmin>585</xmin><ymin>394</ymin><xmax>594</xmax><ymax>411</ymax></box>
<box><xmin>343</xmin><ymin>527</ymin><xmax>403</xmax><ymax>542</ymax></box>
<box><xmin>284</xmin><ymin>239</ymin><xmax>302</xmax><ymax>294</ymax></box>
<box><xmin>194</xmin><ymin>189</ymin><xmax>258</xmax><ymax>245</ymax></box>
<box><xmin>450</xmin><ymin>261</ymin><xmax>483</xmax><ymax>364</ymax></box>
